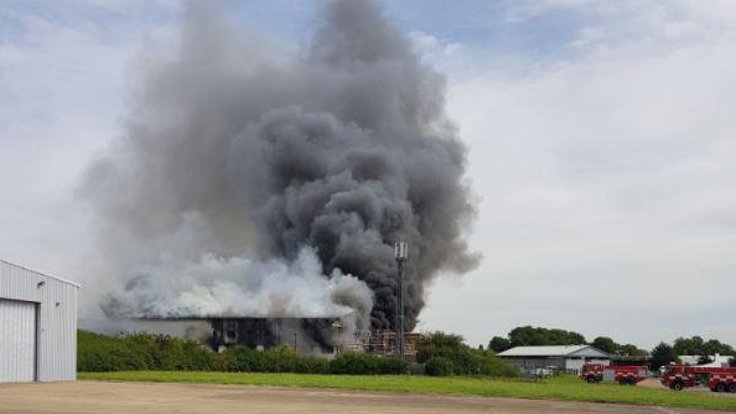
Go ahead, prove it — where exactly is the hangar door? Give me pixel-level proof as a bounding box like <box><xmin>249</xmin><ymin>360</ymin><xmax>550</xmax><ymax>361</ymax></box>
<box><xmin>0</xmin><ymin>299</ymin><xmax>37</xmax><ymax>382</ymax></box>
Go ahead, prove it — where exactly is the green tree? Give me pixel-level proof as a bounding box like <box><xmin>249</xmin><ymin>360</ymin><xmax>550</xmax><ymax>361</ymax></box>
<box><xmin>673</xmin><ymin>336</ymin><xmax>705</xmax><ymax>355</ymax></box>
<box><xmin>650</xmin><ymin>342</ymin><xmax>677</xmax><ymax>371</ymax></box>
<box><xmin>508</xmin><ymin>326</ymin><xmax>586</xmax><ymax>347</ymax></box>
<box><xmin>416</xmin><ymin>332</ymin><xmax>468</xmax><ymax>364</ymax></box>
<box><xmin>488</xmin><ymin>336</ymin><xmax>511</xmax><ymax>353</ymax></box>
<box><xmin>702</xmin><ymin>339</ymin><xmax>735</xmax><ymax>356</ymax></box>
<box><xmin>417</xmin><ymin>332</ymin><xmax>517</xmax><ymax>377</ymax></box>
<box><xmin>590</xmin><ymin>336</ymin><xmax>619</xmax><ymax>354</ymax></box>
<box><xmin>673</xmin><ymin>336</ymin><xmax>735</xmax><ymax>356</ymax></box>
<box><xmin>618</xmin><ymin>343</ymin><xmax>648</xmax><ymax>357</ymax></box>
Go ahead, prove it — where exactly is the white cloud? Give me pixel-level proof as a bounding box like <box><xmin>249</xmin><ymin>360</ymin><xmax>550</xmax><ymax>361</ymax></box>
<box><xmin>499</xmin><ymin>0</ymin><xmax>598</xmax><ymax>24</ymax></box>
<box><xmin>422</xmin><ymin>1</ymin><xmax>736</xmax><ymax>348</ymax></box>
<box><xmin>408</xmin><ymin>30</ymin><xmax>469</xmax><ymax>77</ymax></box>
<box><xmin>0</xmin><ymin>2</ymin><xmax>178</xmax><ymax>310</ymax></box>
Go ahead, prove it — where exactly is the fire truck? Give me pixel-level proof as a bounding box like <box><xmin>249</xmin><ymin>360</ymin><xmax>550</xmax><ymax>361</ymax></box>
<box><xmin>581</xmin><ymin>363</ymin><xmax>648</xmax><ymax>385</ymax></box>
<box><xmin>661</xmin><ymin>365</ymin><xmax>736</xmax><ymax>392</ymax></box>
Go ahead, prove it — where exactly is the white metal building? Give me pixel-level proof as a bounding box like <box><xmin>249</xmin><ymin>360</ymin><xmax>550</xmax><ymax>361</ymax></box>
<box><xmin>0</xmin><ymin>260</ymin><xmax>79</xmax><ymax>383</ymax></box>
<box><xmin>679</xmin><ymin>354</ymin><xmax>735</xmax><ymax>368</ymax></box>
<box><xmin>497</xmin><ymin>345</ymin><xmax>610</xmax><ymax>374</ymax></box>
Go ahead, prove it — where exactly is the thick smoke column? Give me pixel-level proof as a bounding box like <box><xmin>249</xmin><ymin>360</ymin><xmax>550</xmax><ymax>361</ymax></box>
<box><xmin>83</xmin><ymin>0</ymin><xmax>478</xmax><ymax>333</ymax></box>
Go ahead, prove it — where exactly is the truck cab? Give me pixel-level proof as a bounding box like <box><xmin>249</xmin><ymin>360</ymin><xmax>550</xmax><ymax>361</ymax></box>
<box><xmin>660</xmin><ymin>365</ymin><xmax>694</xmax><ymax>390</ymax></box>
<box><xmin>581</xmin><ymin>363</ymin><xmax>647</xmax><ymax>385</ymax></box>
<box><xmin>581</xmin><ymin>363</ymin><xmax>605</xmax><ymax>383</ymax></box>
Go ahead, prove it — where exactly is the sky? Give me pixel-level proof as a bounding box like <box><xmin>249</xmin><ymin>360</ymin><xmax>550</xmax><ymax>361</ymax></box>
<box><xmin>1</xmin><ymin>0</ymin><xmax>736</xmax><ymax>349</ymax></box>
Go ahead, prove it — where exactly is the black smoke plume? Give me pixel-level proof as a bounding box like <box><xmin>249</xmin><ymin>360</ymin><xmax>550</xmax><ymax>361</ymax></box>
<box><xmin>83</xmin><ymin>0</ymin><xmax>478</xmax><ymax>334</ymax></box>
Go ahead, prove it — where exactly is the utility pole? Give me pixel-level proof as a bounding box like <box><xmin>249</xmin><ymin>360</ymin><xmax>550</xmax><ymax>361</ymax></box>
<box><xmin>394</xmin><ymin>241</ymin><xmax>408</xmax><ymax>359</ymax></box>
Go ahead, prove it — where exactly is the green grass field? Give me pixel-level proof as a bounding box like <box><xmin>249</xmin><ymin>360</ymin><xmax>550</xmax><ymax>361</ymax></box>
<box><xmin>79</xmin><ymin>372</ymin><xmax>736</xmax><ymax>411</ymax></box>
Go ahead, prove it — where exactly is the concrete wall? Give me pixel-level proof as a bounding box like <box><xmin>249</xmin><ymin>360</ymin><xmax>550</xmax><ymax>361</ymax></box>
<box><xmin>0</xmin><ymin>260</ymin><xmax>78</xmax><ymax>382</ymax></box>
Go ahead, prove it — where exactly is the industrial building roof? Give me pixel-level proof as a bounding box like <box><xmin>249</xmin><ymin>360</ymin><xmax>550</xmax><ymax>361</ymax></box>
<box><xmin>497</xmin><ymin>345</ymin><xmax>609</xmax><ymax>358</ymax></box>
<box><xmin>1</xmin><ymin>259</ymin><xmax>81</xmax><ymax>288</ymax></box>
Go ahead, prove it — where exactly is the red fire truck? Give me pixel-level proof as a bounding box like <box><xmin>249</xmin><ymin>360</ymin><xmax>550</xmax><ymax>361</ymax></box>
<box><xmin>661</xmin><ymin>365</ymin><xmax>736</xmax><ymax>392</ymax></box>
<box><xmin>581</xmin><ymin>363</ymin><xmax>648</xmax><ymax>385</ymax></box>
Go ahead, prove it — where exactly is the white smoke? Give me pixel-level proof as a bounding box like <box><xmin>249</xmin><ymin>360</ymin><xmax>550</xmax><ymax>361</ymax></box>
<box><xmin>104</xmin><ymin>246</ymin><xmax>374</xmax><ymax>330</ymax></box>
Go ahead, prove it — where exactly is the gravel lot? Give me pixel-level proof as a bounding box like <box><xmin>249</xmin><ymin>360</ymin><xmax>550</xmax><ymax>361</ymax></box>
<box><xmin>0</xmin><ymin>381</ymin><xmax>728</xmax><ymax>414</ymax></box>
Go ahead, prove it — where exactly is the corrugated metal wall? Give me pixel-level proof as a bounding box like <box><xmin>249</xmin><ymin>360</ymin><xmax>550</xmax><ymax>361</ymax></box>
<box><xmin>0</xmin><ymin>299</ymin><xmax>36</xmax><ymax>382</ymax></box>
<box><xmin>503</xmin><ymin>356</ymin><xmax>567</xmax><ymax>371</ymax></box>
<box><xmin>0</xmin><ymin>260</ymin><xmax>78</xmax><ymax>382</ymax></box>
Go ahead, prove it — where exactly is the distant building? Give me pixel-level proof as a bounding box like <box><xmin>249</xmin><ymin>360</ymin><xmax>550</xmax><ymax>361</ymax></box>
<box><xmin>497</xmin><ymin>345</ymin><xmax>610</xmax><ymax>374</ymax></box>
<box><xmin>1</xmin><ymin>260</ymin><xmax>79</xmax><ymax>383</ymax></box>
<box><xmin>678</xmin><ymin>354</ymin><xmax>734</xmax><ymax>367</ymax></box>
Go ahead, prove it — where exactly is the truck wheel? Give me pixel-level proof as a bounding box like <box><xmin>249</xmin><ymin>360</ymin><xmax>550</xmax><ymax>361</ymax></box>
<box><xmin>716</xmin><ymin>383</ymin><xmax>725</xmax><ymax>393</ymax></box>
<box><xmin>672</xmin><ymin>381</ymin><xmax>683</xmax><ymax>391</ymax></box>
<box><xmin>587</xmin><ymin>376</ymin><xmax>596</xmax><ymax>384</ymax></box>
<box><xmin>728</xmin><ymin>383</ymin><xmax>736</xmax><ymax>393</ymax></box>
<box><xmin>628</xmin><ymin>378</ymin><xmax>637</xmax><ymax>385</ymax></box>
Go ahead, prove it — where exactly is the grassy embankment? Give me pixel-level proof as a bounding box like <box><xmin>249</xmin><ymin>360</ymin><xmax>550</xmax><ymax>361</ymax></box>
<box><xmin>80</xmin><ymin>372</ymin><xmax>736</xmax><ymax>411</ymax></box>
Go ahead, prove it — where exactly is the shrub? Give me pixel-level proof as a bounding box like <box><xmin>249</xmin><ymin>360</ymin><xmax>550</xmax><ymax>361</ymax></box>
<box><xmin>472</xmin><ymin>350</ymin><xmax>519</xmax><ymax>377</ymax></box>
<box><xmin>78</xmin><ymin>330</ymin><xmax>509</xmax><ymax>377</ymax></box>
<box><xmin>78</xmin><ymin>330</ymin><xmax>219</xmax><ymax>372</ymax></box>
<box><xmin>417</xmin><ymin>332</ymin><xmax>518</xmax><ymax>377</ymax></box>
<box><xmin>329</xmin><ymin>352</ymin><xmax>408</xmax><ymax>375</ymax></box>
<box><xmin>329</xmin><ymin>352</ymin><xmax>377</xmax><ymax>375</ymax></box>
<box><xmin>261</xmin><ymin>345</ymin><xmax>300</xmax><ymax>373</ymax></box>
<box><xmin>77</xmin><ymin>331</ymin><xmax>149</xmax><ymax>371</ymax></box>
<box><xmin>294</xmin><ymin>356</ymin><xmax>330</xmax><ymax>374</ymax></box>
<box><xmin>223</xmin><ymin>346</ymin><xmax>268</xmax><ymax>372</ymax></box>
<box><xmin>183</xmin><ymin>341</ymin><xmax>222</xmax><ymax>370</ymax></box>
<box><xmin>425</xmin><ymin>357</ymin><xmax>454</xmax><ymax>376</ymax></box>
<box><xmin>375</xmin><ymin>355</ymin><xmax>410</xmax><ymax>375</ymax></box>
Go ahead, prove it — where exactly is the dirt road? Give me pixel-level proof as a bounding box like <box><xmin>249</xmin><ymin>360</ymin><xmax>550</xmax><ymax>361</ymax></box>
<box><xmin>0</xmin><ymin>381</ymin><xmax>724</xmax><ymax>414</ymax></box>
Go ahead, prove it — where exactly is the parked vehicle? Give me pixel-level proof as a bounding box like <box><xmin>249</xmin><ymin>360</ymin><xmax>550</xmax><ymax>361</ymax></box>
<box><xmin>661</xmin><ymin>365</ymin><xmax>736</xmax><ymax>393</ymax></box>
<box><xmin>581</xmin><ymin>363</ymin><xmax>647</xmax><ymax>385</ymax></box>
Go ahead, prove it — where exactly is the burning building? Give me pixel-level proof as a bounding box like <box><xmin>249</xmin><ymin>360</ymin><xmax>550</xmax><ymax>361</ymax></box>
<box><xmin>367</xmin><ymin>330</ymin><xmax>423</xmax><ymax>361</ymax></box>
<box><xmin>82</xmin><ymin>0</ymin><xmax>478</xmax><ymax>348</ymax></box>
<box><xmin>207</xmin><ymin>317</ymin><xmax>421</xmax><ymax>359</ymax></box>
<box><xmin>210</xmin><ymin>317</ymin><xmax>338</xmax><ymax>352</ymax></box>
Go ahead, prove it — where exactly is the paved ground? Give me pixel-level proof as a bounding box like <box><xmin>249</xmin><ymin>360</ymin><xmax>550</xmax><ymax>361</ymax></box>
<box><xmin>0</xmin><ymin>381</ymin><xmax>727</xmax><ymax>414</ymax></box>
<box><xmin>639</xmin><ymin>378</ymin><xmax>736</xmax><ymax>398</ymax></box>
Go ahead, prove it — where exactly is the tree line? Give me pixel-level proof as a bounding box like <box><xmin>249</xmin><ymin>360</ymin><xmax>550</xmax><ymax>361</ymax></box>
<box><xmin>487</xmin><ymin>326</ymin><xmax>735</xmax><ymax>370</ymax></box>
<box><xmin>78</xmin><ymin>327</ymin><xmax>735</xmax><ymax>377</ymax></box>
<box><xmin>649</xmin><ymin>338</ymin><xmax>736</xmax><ymax>371</ymax></box>
<box><xmin>487</xmin><ymin>326</ymin><xmax>646</xmax><ymax>356</ymax></box>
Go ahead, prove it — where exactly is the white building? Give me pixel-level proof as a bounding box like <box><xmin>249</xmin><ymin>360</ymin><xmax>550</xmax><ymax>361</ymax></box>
<box><xmin>679</xmin><ymin>354</ymin><xmax>734</xmax><ymax>367</ymax></box>
<box><xmin>497</xmin><ymin>345</ymin><xmax>610</xmax><ymax>374</ymax></box>
<box><xmin>0</xmin><ymin>260</ymin><xmax>79</xmax><ymax>382</ymax></box>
